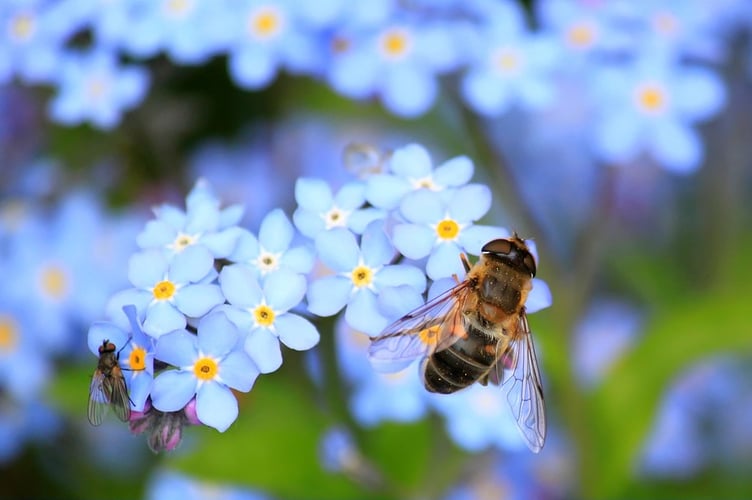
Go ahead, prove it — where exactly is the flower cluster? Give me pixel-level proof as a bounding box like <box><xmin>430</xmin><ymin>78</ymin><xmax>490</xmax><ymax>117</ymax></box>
<box><xmin>3</xmin><ymin>0</ymin><xmax>749</xmax><ymax>171</ymax></box>
<box><xmin>86</xmin><ymin>142</ymin><xmax>552</xmax><ymax>453</ymax></box>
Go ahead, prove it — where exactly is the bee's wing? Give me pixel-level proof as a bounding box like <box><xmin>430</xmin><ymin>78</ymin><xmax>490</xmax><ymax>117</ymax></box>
<box><xmin>87</xmin><ymin>370</ymin><xmax>109</xmax><ymax>426</ymax></box>
<box><xmin>499</xmin><ymin>311</ymin><xmax>546</xmax><ymax>453</ymax></box>
<box><xmin>105</xmin><ymin>366</ymin><xmax>132</xmax><ymax>423</ymax></box>
<box><xmin>368</xmin><ymin>281</ymin><xmax>472</xmax><ymax>373</ymax></box>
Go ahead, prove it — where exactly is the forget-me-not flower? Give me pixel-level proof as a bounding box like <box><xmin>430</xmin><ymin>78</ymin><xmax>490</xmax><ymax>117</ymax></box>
<box><xmin>392</xmin><ymin>185</ymin><xmax>508</xmax><ymax>280</ymax></box>
<box><xmin>107</xmin><ymin>246</ymin><xmax>224</xmax><ymax>338</ymax></box>
<box><xmin>219</xmin><ymin>265</ymin><xmax>319</xmax><ymax>374</ymax></box>
<box><xmin>228</xmin><ymin>208</ymin><xmax>314</xmax><ymax>280</ymax></box>
<box><xmin>364</xmin><ymin>143</ymin><xmax>474</xmax><ymax>211</ymax></box>
<box><xmin>151</xmin><ymin>311</ymin><xmax>258</xmax><ymax>432</ymax></box>
<box><xmin>306</xmin><ymin>222</ymin><xmax>426</xmax><ymax>335</ymax></box>
<box><xmin>293</xmin><ymin>178</ymin><xmax>384</xmax><ymax>238</ymax></box>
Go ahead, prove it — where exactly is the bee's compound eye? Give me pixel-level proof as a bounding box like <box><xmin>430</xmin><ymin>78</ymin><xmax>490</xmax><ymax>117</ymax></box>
<box><xmin>523</xmin><ymin>253</ymin><xmax>537</xmax><ymax>277</ymax></box>
<box><xmin>482</xmin><ymin>239</ymin><xmax>513</xmax><ymax>255</ymax></box>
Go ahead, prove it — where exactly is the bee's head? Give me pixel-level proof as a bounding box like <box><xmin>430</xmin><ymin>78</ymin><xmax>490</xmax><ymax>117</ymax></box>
<box><xmin>481</xmin><ymin>236</ymin><xmax>537</xmax><ymax>277</ymax></box>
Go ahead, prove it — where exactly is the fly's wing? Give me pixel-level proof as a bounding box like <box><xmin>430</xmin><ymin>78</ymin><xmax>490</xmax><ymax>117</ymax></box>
<box><xmin>368</xmin><ymin>281</ymin><xmax>472</xmax><ymax>373</ymax></box>
<box><xmin>87</xmin><ymin>370</ymin><xmax>109</xmax><ymax>426</ymax></box>
<box><xmin>105</xmin><ymin>366</ymin><xmax>132</xmax><ymax>422</ymax></box>
<box><xmin>499</xmin><ymin>311</ymin><xmax>546</xmax><ymax>453</ymax></box>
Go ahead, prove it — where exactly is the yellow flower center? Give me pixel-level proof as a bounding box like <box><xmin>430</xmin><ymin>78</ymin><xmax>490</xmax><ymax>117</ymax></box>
<box><xmin>493</xmin><ymin>47</ymin><xmax>521</xmax><ymax>75</ymax></box>
<box><xmin>254</xmin><ymin>305</ymin><xmax>276</xmax><ymax>327</ymax></box>
<box><xmin>255</xmin><ymin>250</ymin><xmax>280</xmax><ymax>274</ymax></box>
<box><xmin>636</xmin><ymin>84</ymin><xmax>668</xmax><ymax>114</ymax></box>
<box><xmin>653</xmin><ymin>11</ymin><xmax>678</xmax><ymax>36</ymax></box>
<box><xmin>0</xmin><ymin>315</ymin><xmax>18</xmax><ymax>353</ymax></box>
<box><xmin>380</xmin><ymin>28</ymin><xmax>411</xmax><ymax>60</ymax></box>
<box><xmin>153</xmin><ymin>280</ymin><xmax>176</xmax><ymax>300</ymax></box>
<box><xmin>435</xmin><ymin>219</ymin><xmax>460</xmax><ymax>240</ymax></box>
<box><xmin>171</xmin><ymin>233</ymin><xmax>195</xmax><ymax>252</ymax></box>
<box><xmin>351</xmin><ymin>266</ymin><xmax>373</xmax><ymax>288</ymax></box>
<box><xmin>323</xmin><ymin>207</ymin><xmax>348</xmax><ymax>229</ymax></box>
<box><xmin>331</xmin><ymin>35</ymin><xmax>350</xmax><ymax>54</ymax></box>
<box><xmin>249</xmin><ymin>6</ymin><xmax>283</xmax><ymax>40</ymax></box>
<box><xmin>418</xmin><ymin>324</ymin><xmax>441</xmax><ymax>346</ymax></box>
<box><xmin>194</xmin><ymin>357</ymin><xmax>218</xmax><ymax>381</ymax></box>
<box><xmin>129</xmin><ymin>346</ymin><xmax>146</xmax><ymax>371</ymax></box>
<box><xmin>40</xmin><ymin>264</ymin><xmax>69</xmax><ymax>301</ymax></box>
<box><xmin>165</xmin><ymin>0</ymin><xmax>192</xmax><ymax>17</ymax></box>
<box><xmin>566</xmin><ymin>22</ymin><xmax>596</xmax><ymax>49</ymax></box>
<box><xmin>411</xmin><ymin>176</ymin><xmax>437</xmax><ymax>190</ymax></box>
<box><xmin>10</xmin><ymin>13</ymin><xmax>35</xmax><ymax>42</ymax></box>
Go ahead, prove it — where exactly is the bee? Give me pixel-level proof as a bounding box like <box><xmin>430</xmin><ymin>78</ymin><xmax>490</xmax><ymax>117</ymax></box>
<box><xmin>88</xmin><ymin>339</ymin><xmax>131</xmax><ymax>426</ymax></box>
<box><xmin>368</xmin><ymin>235</ymin><xmax>546</xmax><ymax>452</ymax></box>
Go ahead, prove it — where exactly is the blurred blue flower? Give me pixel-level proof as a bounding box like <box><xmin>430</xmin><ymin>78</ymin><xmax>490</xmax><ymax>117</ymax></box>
<box><xmin>0</xmin><ymin>397</ymin><xmax>60</xmax><ymax>464</ymax></box>
<box><xmin>107</xmin><ymin>246</ymin><xmax>224</xmax><ymax>338</ymax></box>
<box><xmin>460</xmin><ymin>1</ymin><xmax>559</xmax><ymax>116</ymax></box>
<box><xmin>137</xmin><ymin>178</ymin><xmax>245</xmax><ymax>259</ymax></box>
<box><xmin>88</xmin><ymin>305</ymin><xmax>155</xmax><ymax>412</ymax></box>
<box><xmin>392</xmin><ymin>186</ymin><xmax>508</xmax><ymax>280</ymax></box>
<box><xmin>364</xmin><ymin>143</ymin><xmax>474</xmax><ymax>211</ymax></box>
<box><xmin>226</xmin><ymin>0</ymin><xmax>321</xmax><ymax>89</ymax></box>
<box><xmin>325</xmin><ymin>15</ymin><xmax>462</xmax><ymax>117</ymax></box>
<box><xmin>219</xmin><ymin>265</ymin><xmax>319</xmax><ymax>374</ymax></box>
<box><xmin>228</xmin><ymin>208</ymin><xmax>314</xmax><ymax>279</ymax></box>
<box><xmin>48</xmin><ymin>49</ymin><xmax>149</xmax><ymax>129</ymax></box>
<box><xmin>307</xmin><ymin>222</ymin><xmax>426</xmax><ymax>335</ymax></box>
<box><xmin>293</xmin><ymin>178</ymin><xmax>383</xmax><ymax>238</ymax></box>
<box><xmin>112</xmin><ymin>0</ymin><xmax>233</xmax><ymax>64</ymax></box>
<box><xmin>151</xmin><ymin>312</ymin><xmax>258</xmax><ymax>432</ymax></box>
<box><xmin>590</xmin><ymin>54</ymin><xmax>726</xmax><ymax>172</ymax></box>
<box><xmin>0</xmin><ymin>302</ymin><xmax>52</xmax><ymax>401</ymax></box>
<box><xmin>146</xmin><ymin>469</ymin><xmax>271</xmax><ymax>500</ymax></box>
<box><xmin>0</xmin><ymin>0</ymin><xmax>87</xmax><ymax>84</ymax></box>
<box><xmin>430</xmin><ymin>384</ymin><xmax>528</xmax><ymax>452</ymax></box>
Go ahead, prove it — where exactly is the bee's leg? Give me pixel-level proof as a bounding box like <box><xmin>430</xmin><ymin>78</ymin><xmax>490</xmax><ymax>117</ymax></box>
<box><xmin>460</xmin><ymin>253</ymin><xmax>471</xmax><ymax>273</ymax></box>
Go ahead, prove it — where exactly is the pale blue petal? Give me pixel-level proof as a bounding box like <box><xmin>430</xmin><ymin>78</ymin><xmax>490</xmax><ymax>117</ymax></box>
<box><xmin>87</xmin><ymin>322</ymin><xmax>129</xmax><ymax>356</ymax></box>
<box><xmin>293</xmin><ymin>208</ymin><xmax>325</xmax><ymax>238</ymax></box>
<box><xmin>345</xmin><ymin>290</ymin><xmax>388</xmax><ymax>336</ymax></box>
<box><xmin>129</xmin><ymin>250</ymin><xmax>168</xmax><ymax>288</ymax></box>
<box><xmin>127</xmin><ymin>372</ymin><xmax>152</xmax><ymax>412</ymax></box>
<box><xmin>219</xmin><ymin>204</ymin><xmax>244</xmax><ymax>227</ymax></box>
<box><xmin>461</xmin><ymin>69</ymin><xmax>512</xmax><ymax>116</ymax></box>
<box><xmin>217</xmin><ymin>304</ymin><xmax>254</xmax><ymax>333</ymax></box>
<box><xmin>448</xmin><ymin>184</ymin><xmax>491</xmax><ymax>222</ymax></box>
<box><xmin>594</xmin><ymin>114</ymin><xmax>642</xmax><ymax>163</ymax></box>
<box><xmin>219</xmin><ymin>265</ymin><xmax>263</xmax><ymax>308</ymax></box>
<box><xmin>360</xmin><ymin>221</ymin><xmax>394</xmax><ymax>267</ymax></box>
<box><xmin>197</xmin><ymin>312</ymin><xmax>238</xmax><ymax>357</ymax></box>
<box><xmin>376</xmin><ymin>265</ymin><xmax>426</xmax><ymax>292</ymax></box>
<box><xmin>136</xmin><ymin>220</ymin><xmax>176</xmax><ymax>248</ymax></box>
<box><xmin>434</xmin><ymin>156</ymin><xmax>473</xmax><ymax>187</ymax></box>
<box><xmin>144</xmin><ymin>302</ymin><xmax>186</xmax><ymax>338</ymax></box>
<box><xmin>259</xmin><ymin>208</ymin><xmax>293</xmax><ymax>252</ymax></box>
<box><xmin>218</xmin><ymin>350</ymin><xmax>258</xmax><ymax>392</ymax></box>
<box><xmin>527</xmin><ymin>278</ymin><xmax>552</xmax><ymax>313</ymax></box>
<box><xmin>174</xmin><ymin>284</ymin><xmax>225</xmax><ymax>317</ymax></box>
<box><xmin>169</xmin><ymin>244</ymin><xmax>214</xmax><ymax>284</ymax></box>
<box><xmin>245</xmin><ymin>328</ymin><xmax>282</xmax><ymax>373</ymax></box>
<box><xmin>201</xmin><ymin>227</ymin><xmax>244</xmax><ymax>258</ymax></box>
<box><xmin>348</xmin><ymin>207</ymin><xmax>387</xmax><ymax>234</ymax></box>
<box><xmin>426</xmin><ymin>242</ymin><xmax>465</xmax><ymax>280</ymax></box>
<box><xmin>459</xmin><ymin>225</ymin><xmax>509</xmax><ymax>255</ymax></box>
<box><xmin>399</xmin><ymin>189</ymin><xmax>443</xmax><ymax>224</ymax></box>
<box><xmin>314</xmin><ymin>228</ymin><xmax>359</xmax><ymax>271</ymax></box>
<box><xmin>295</xmin><ymin>178</ymin><xmax>333</xmax><ymax>212</ymax></box>
<box><xmin>389</xmin><ymin>143</ymin><xmax>432</xmax><ymax>177</ymax></box>
<box><xmin>392</xmin><ymin>224</ymin><xmax>435</xmax><ymax>259</ymax></box>
<box><xmin>152</xmin><ymin>204</ymin><xmax>186</xmax><ymax>230</ymax></box>
<box><xmin>673</xmin><ymin>68</ymin><xmax>725</xmax><ymax>121</ymax></box>
<box><xmin>334</xmin><ymin>181</ymin><xmax>366</xmax><ymax>210</ymax></box>
<box><xmin>650</xmin><ymin>120</ymin><xmax>702</xmax><ymax>173</ymax></box>
<box><xmin>197</xmin><ymin>382</ymin><xmax>238</xmax><ymax>432</ymax></box>
<box><xmin>227</xmin><ymin>229</ymin><xmax>259</xmax><ymax>262</ymax></box>
<box><xmin>281</xmin><ymin>245</ymin><xmax>315</xmax><ymax>274</ymax></box>
<box><xmin>151</xmin><ymin>370</ymin><xmax>197</xmax><ymax>412</ymax></box>
<box><xmin>365</xmin><ymin>175</ymin><xmax>411</xmax><ymax>209</ymax></box>
<box><xmin>307</xmin><ymin>276</ymin><xmax>352</xmax><ymax>316</ymax></box>
<box><xmin>229</xmin><ymin>46</ymin><xmax>276</xmax><ymax>89</ymax></box>
<box><xmin>155</xmin><ymin>330</ymin><xmax>197</xmax><ymax>367</ymax></box>
<box><xmin>185</xmin><ymin>203</ymin><xmax>220</xmax><ymax>234</ymax></box>
<box><xmin>276</xmin><ymin>313</ymin><xmax>320</xmax><ymax>350</ymax></box>
<box><xmin>382</xmin><ymin>66</ymin><xmax>437</xmax><ymax>117</ymax></box>
<box><xmin>377</xmin><ymin>285</ymin><xmax>425</xmax><ymax>323</ymax></box>
<box><xmin>105</xmin><ymin>289</ymin><xmax>152</xmax><ymax>330</ymax></box>
<box><xmin>264</xmin><ymin>270</ymin><xmax>306</xmax><ymax>312</ymax></box>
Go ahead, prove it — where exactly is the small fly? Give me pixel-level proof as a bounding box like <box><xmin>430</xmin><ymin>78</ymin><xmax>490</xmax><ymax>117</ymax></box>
<box><xmin>88</xmin><ymin>339</ymin><xmax>131</xmax><ymax>426</ymax></box>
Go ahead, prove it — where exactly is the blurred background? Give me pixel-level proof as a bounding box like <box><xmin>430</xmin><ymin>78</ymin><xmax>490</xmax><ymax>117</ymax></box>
<box><xmin>1</xmin><ymin>0</ymin><xmax>752</xmax><ymax>498</ymax></box>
